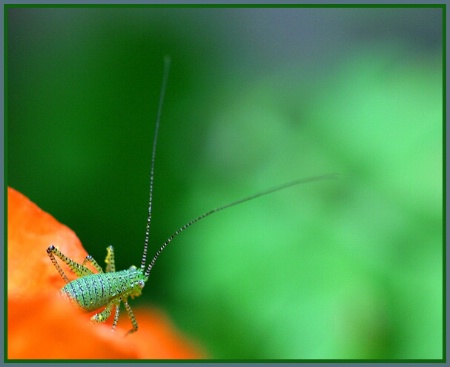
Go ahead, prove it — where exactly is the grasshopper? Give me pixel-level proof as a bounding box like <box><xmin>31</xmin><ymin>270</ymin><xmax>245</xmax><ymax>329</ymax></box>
<box><xmin>47</xmin><ymin>57</ymin><xmax>337</xmax><ymax>335</ymax></box>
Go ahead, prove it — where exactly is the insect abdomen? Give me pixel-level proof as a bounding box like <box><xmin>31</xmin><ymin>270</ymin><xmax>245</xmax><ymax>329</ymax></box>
<box><xmin>61</xmin><ymin>268</ymin><xmax>145</xmax><ymax>312</ymax></box>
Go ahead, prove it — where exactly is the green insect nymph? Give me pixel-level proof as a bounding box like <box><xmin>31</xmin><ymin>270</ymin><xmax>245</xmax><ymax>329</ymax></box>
<box><xmin>47</xmin><ymin>57</ymin><xmax>337</xmax><ymax>335</ymax></box>
<box><xmin>47</xmin><ymin>244</ymin><xmax>148</xmax><ymax>334</ymax></box>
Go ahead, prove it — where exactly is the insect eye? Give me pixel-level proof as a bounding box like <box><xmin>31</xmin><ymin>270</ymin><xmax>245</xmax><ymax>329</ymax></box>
<box><xmin>137</xmin><ymin>280</ymin><xmax>145</xmax><ymax>288</ymax></box>
<box><xmin>129</xmin><ymin>265</ymin><xmax>137</xmax><ymax>271</ymax></box>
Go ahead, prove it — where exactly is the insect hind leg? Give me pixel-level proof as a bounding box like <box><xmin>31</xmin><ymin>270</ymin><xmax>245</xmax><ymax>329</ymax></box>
<box><xmin>104</xmin><ymin>245</ymin><xmax>116</xmax><ymax>273</ymax></box>
<box><xmin>82</xmin><ymin>255</ymin><xmax>103</xmax><ymax>273</ymax></box>
<box><xmin>47</xmin><ymin>245</ymin><xmax>94</xmax><ymax>282</ymax></box>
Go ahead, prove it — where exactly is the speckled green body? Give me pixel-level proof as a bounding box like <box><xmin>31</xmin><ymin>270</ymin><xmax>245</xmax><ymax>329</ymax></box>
<box><xmin>61</xmin><ymin>267</ymin><xmax>148</xmax><ymax>312</ymax></box>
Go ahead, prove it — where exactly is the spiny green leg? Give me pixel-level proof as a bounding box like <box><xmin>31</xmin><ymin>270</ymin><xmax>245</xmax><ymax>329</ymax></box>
<box><xmin>47</xmin><ymin>245</ymin><xmax>94</xmax><ymax>282</ymax></box>
<box><xmin>82</xmin><ymin>255</ymin><xmax>103</xmax><ymax>273</ymax></box>
<box><xmin>91</xmin><ymin>299</ymin><xmax>123</xmax><ymax>333</ymax></box>
<box><xmin>124</xmin><ymin>300</ymin><xmax>138</xmax><ymax>335</ymax></box>
<box><xmin>91</xmin><ymin>300</ymin><xmax>118</xmax><ymax>325</ymax></box>
<box><xmin>47</xmin><ymin>246</ymin><xmax>70</xmax><ymax>282</ymax></box>
<box><xmin>104</xmin><ymin>245</ymin><xmax>115</xmax><ymax>273</ymax></box>
<box><xmin>112</xmin><ymin>302</ymin><xmax>121</xmax><ymax>332</ymax></box>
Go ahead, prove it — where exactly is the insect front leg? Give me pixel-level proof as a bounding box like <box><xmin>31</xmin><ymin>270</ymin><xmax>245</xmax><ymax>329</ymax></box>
<box><xmin>123</xmin><ymin>300</ymin><xmax>138</xmax><ymax>335</ymax></box>
<box><xmin>47</xmin><ymin>245</ymin><xmax>94</xmax><ymax>282</ymax></box>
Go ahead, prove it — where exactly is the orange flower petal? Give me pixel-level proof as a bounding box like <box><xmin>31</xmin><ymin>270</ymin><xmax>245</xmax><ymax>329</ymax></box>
<box><xmin>7</xmin><ymin>187</ymin><xmax>204</xmax><ymax>359</ymax></box>
<box><xmin>8</xmin><ymin>294</ymin><xmax>139</xmax><ymax>359</ymax></box>
<box><xmin>8</xmin><ymin>187</ymin><xmax>87</xmax><ymax>297</ymax></box>
<box><xmin>131</xmin><ymin>308</ymin><xmax>203</xmax><ymax>359</ymax></box>
<box><xmin>8</xmin><ymin>293</ymin><xmax>203</xmax><ymax>359</ymax></box>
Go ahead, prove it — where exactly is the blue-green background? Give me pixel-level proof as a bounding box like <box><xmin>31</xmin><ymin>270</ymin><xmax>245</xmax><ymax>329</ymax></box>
<box><xmin>7</xmin><ymin>7</ymin><xmax>443</xmax><ymax>359</ymax></box>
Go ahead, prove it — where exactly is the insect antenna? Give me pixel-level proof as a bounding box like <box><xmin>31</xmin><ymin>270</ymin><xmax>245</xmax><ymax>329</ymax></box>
<box><xmin>144</xmin><ymin>173</ymin><xmax>339</xmax><ymax>277</ymax></box>
<box><xmin>141</xmin><ymin>56</ymin><xmax>171</xmax><ymax>271</ymax></box>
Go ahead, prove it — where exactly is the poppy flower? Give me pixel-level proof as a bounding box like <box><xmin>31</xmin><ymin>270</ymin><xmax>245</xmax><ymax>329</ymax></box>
<box><xmin>7</xmin><ymin>187</ymin><xmax>205</xmax><ymax>360</ymax></box>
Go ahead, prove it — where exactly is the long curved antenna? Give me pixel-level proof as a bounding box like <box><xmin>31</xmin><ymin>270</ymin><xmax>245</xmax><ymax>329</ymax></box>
<box><xmin>145</xmin><ymin>173</ymin><xmax>339</xmax><ymax>277</ymax></box>
<box><xmin>141</xmin><ymin>56</ymin><xmax>171</xmax><ymax>271</ymax></box>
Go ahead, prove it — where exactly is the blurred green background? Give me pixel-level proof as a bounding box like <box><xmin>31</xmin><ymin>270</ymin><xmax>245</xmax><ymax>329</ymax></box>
<box><xmin>7</xmin><ymin>7</ymin><xmax>442</xmax><ymax>359</ymax></box>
